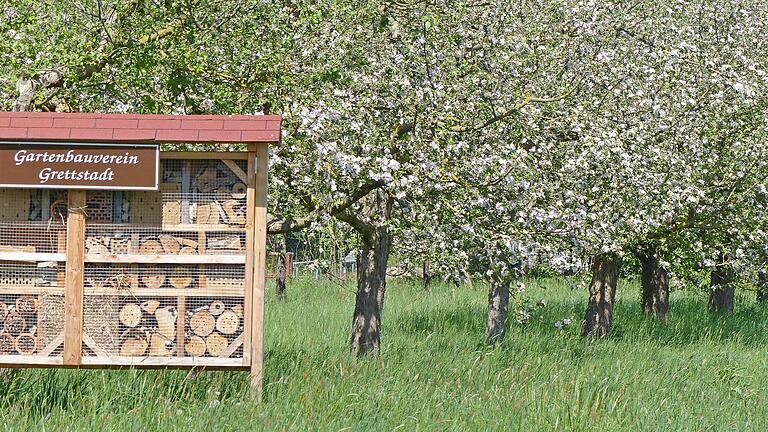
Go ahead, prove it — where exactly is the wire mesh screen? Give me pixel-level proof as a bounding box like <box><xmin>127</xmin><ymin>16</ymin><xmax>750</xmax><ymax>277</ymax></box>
<box><xmin>0</xmin><ymin>263</ymin><xmax>65</xmax><ymax>357</ymax></box>
<box><xmin>82</xmin><ymin>264</ymin><xmax>245</xmax><ymax>359</ymax></box>
<box><xmin>79</xmin><ymin>157</ymin><xmax>248</xmax><ymax>363</ymax></box>
<box><xmin>0</xmin><ymin>222</ymin><xmax>67</xmax><ymax>254</ymax></box>
<box><xmin>85</xmin><ymin>226</ymin><xmax>246</xmax><ymax>256</ymax></box>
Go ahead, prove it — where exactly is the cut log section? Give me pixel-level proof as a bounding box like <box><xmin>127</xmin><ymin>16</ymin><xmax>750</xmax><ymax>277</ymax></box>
<box><xmin>163</xmin><ymin>201</ymin><xmax>181</xmax><ymax>225</ymax></box>
<box><xmin>141</xmin><ymin>299</ymin><xmax>160</xmax><ymax>314</ymax></box>
<box><xmin>139</xmin><ymin>239</ymin><xmax>163</xmax><ymax>255</ymax></box>
<box><xmin>155</xmin><ymin>306</ymin><xmax>176</xmax><ymax>339</ymax></box>
<box><xmin>120</xmin><ymin>336</ymin><xmax>148</xmax><ymax>356</ymax></box>
<box><xmin>4</xmin><ymin>313</ymin><xmax>26</xmax><ymax>336</ymax></box>
<box><xmin>159</xmin><ymin>235</ymin><xmax>181</xmax><ymax>254</ymax></box>
<box><xmin>14</xmin><ymin>333</ymin><xmax>36</xmax><ymax>355</ymax></box>
<box><xmin>222</xmin><ymin>200</ymin><xmax>245</xmax><ymax>224</ymax></box>
<box><xmin>196</xmin><ymin>167</ymin><xmax>218</xmax><ymax>192</ymax></box>
<box><xmin>205</xmin><ymin>332</ymin><xmax>227</xmax><ymax>357</ymax></box>
<box><xmin>209</xmin><ymin>301</ymin><xmax>225</xmax><ymax>316</ymax></box>
<box><xmin>148</xmin><ymin>333</ymin><xmax>172</xmax><ymax>357</ymax></box>
<box><xmin>169</xmin><ymin>267</ymin><xmax>193</xmax><ymax>289</ymax></box>
<box><xmin>197</xmin><ymin>202</ymin><xmax>221</xmax><ymax>224</ymax></box>
<box><xmin>177</xmin><ymin>238</ymin><xmax>199</xmax><ymax>249</ymax></box>
<box><xmin>231</xmin><ymin>182</ymin><xmax>246</xmax><ymax>199</ymax></box>
<box><xmin>0</xmin><ymin>302</ymin><xmax>7</xmax><ymax>322</ymax></box>
<box><xmin>0</xmin><ymin>332</ymin><xmax>14</xmax><ymax>354</ymax></box>
<box><xmin>216</xmin><ymin>310</ymin><xmax>240</xmax><ymax>335</ymax></box>
<box><xmin>231</xmin><ymin>304</ymin><xmax>243</xmax><ymax>318</ymax></box>
<box><xmin>119</xmin><ymin>303</ymin><xmax>142</xmax><ymax>327</ymax></box>
<box><xmin>185</xmin><ymin>335</ymin><xmax>206</xmax><ymax>357</ymax></box>
<box><xmin>208</xmin><ymin>236</ymin><xmax>241</xmax><ymax>251</ymax></box>
<box><xmin>178</xmin><ymin>247</ymin><xmax>197</xmax><ymax>255</ymax></box>
<box><xmin>142</xmin><ymin>266</ymin><xmax>166</xmax><ymax>289</ymax></box>
<box><xmin>189</xmin><ymin>310</ymin><xmax>215</xmax><ymax>337</ymax></box>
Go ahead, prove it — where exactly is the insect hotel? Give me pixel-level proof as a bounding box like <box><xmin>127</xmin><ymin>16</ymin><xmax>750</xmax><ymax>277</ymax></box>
<box><xmin>0</xmin><ymin>111</ymin><xmax>277</xmax><ymax>396</ymax></box>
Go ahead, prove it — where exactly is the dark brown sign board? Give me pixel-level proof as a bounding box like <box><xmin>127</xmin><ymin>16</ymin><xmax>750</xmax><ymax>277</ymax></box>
<box><xmin>0</xmin><ymin>141</ymin><xmax>159</xmax><ymax>190</ymax></box>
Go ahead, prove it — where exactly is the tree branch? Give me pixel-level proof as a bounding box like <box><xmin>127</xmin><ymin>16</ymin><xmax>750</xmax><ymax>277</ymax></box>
<box><xmin>267</xmin><ymin>180</ymin><xmax>385</xmax><ymax>234</ymax></box>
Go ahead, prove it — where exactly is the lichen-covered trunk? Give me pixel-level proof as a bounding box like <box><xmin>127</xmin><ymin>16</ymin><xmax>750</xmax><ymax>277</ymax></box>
<box><xmin>350</xmin><ymin>193</ymin><xmax>392</xmax><ymax>357</ymax></box>
<box><xmin>637</xmin><ymin>251</ymin><xmax>669</xmax><ymax>320</ymax></box>
<box><xmin>485</xmin><ymin>281</ymin><xmax>510</xmax><ymax>344</ymax></box>
<box><xmin>275</xmin><ymin>253</ymin><xmax>286</xmax><ymax>300</ymax></box>
<box><xmin>582</xmin><ymin>253</ymin><xmax>621</xmax><ymax>338</ymax></box>
<box><xmin>757</xmin><ymin>271</ymin><xmax>768</xmax><ymax>303</ymax></box>
<box><xmin>709</xmin><ymin>265</ymin><xmax>735</xmax><ymax>314</ymax></box>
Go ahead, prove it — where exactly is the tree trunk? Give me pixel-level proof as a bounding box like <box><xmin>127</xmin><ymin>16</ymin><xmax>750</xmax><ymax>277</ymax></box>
<box><xmin>709</xmin><ymin>265</ymin><xmax>735</xmax><ymax>314</ymax></box>
<box><xmin>637</xmin><ymin>250</ymin><xmax>669</xmax><ymax>320</ymax></box>
<box><xmin>757</xmin><ymin>271</ymin><xmax>768</xmax><ymax>304</ymax></box>
<box><xmin>276</xmin><ymin>252</ymin><xmax>286</xmax><ymax>300</ymax></box>
<box><xmin>350</xmin><ymin>192</ymin><xmax>392</xmax><ymax>357</ymax></box>
<box><xmin>423</xmin><ymin>259</ymin><xmax>431</xmax><ymax>290</ymax></box>
<box><xmin>582</xmin><ymin>253</ymin><xmax>621</xmax><ymax>338</ymax></box>
<box><xmin>485</xmin><ymin>281</ymin><xmax>510</xmax><ymax>344</ymax></box>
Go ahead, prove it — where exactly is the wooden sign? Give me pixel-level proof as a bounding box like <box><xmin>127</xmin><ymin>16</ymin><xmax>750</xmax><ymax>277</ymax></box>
<box><xmin>0</xmin><ymin>142</ymin><xmax>159</xmax><ymax>190</ymax></box>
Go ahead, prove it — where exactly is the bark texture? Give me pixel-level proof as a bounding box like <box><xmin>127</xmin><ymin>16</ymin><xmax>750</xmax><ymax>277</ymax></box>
<box><xmin>349</xmin><ymin>191</ymin><xmax>392</xmax><ymax>357</ymax></box>
<box><xmin>637</xmin><ymin>251</ymin><xmax>669</xmax><ymax>320</ymax></box>
<box><xmin>423</xmin><ymin>259</ymin><xmax>432</xmax><ymax>290</ymax></box>
<box><xmin>709</xmin><ymin>265</ymin><xmax>735</xmax><ymax>314</ymax></box>
<box><xmin>276</xmin><ymin>253</ymin><xmax>286</xmax><ymax>300</ymax></box>
<box><xmin>485</xmin><ymin>281</ymin><xmax>510</xmax><ymax>344</ymax></box>
<box><xmin>582</xmin><ymin>253</ymin><xmax>621</xmax><ymax>338</ymax></box>
<box><xmin>757</xmin><ymin>271</ymin><xmax>768</xmax><ymax>304</ymax></box>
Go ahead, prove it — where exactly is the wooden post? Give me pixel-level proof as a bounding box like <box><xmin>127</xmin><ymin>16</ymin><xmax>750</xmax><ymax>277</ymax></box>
<box><xmin>64</xmin><ymin>190</ymin><xmax>86</xmax><ymax>365</ymax></box>
<box><xmin>243</xmin><ymin>143</ymin><xmax>267</xmax><ymax>400</ymax></box>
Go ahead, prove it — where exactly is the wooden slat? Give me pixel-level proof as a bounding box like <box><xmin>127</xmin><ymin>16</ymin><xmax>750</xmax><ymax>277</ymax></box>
<box><xmin>38</xmin><ymin>332</ymin><xmax>65</xmax><ymax>356</ymax></box>
<box><xmin>222</xmin><ymin>160</ymin><xmax>248</xmax><ymax>183</ymax></box>
<box><xmin>160</xmin><ymin>152</ymin><xmax>248</xmax><ymax>160</ymax></box>
<box><xmin>220</xmin><ymin>333</ymin><xmax>243</xmax><ymax>358</ymax></box>
<box><xmin>83</xmin><ymin>286</ymin><xmax>245</xmax><ymax>297</ymax></box>
<box><xmin>64</xmin><ymin>190</ymin><xmax>86</xmax><ymax>366</ymax></box>
<box><xmin>0</xmin><ymin>252</ymin><xmax>66</xmax><ymax>262</ymax></box>
<box><xmin>80</xmin><ymin>356</ymin><xmax>244</xmax><ymax>368</ymax></box>
<box><xmin>0</xmin><ymin>355</ymin><xmax>64</xmax><ymax>366</ymax></box>
<box><xmin>84</xmin><ymin>253</ymin><xmax>244</xmax><ymax>264</ymax></box>
<box><xmin>82</xmin><ymin>332</ymin><xmax>110</xmax><ymax>356</ymax></box>
<box><xmin>250</xmin><ymin>143</ymin><xmax>268</xmax><ymax>400</ymax></box>
<box><xmin>243</xmin><ymin>151</ymin><xmax>255</xmax><ymax>368</ymax></box>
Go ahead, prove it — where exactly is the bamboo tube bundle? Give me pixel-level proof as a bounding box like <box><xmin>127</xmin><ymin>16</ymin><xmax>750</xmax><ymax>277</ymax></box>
<box><xmin>15</xmin><ymin>295</ymin><xmax>37</xmax><ymax>315</ymax></box>
<box><xmin>4</xmin><ymin>312</ymin><xmax>26</xmax><ymax>336</ymax></box>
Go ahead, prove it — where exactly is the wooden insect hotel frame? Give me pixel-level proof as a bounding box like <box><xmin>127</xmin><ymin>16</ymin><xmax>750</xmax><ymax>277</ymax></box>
<box><xmin>0</xmin><ymin>111</ymin><xmax>278</xmax><ymax>396</ymax></box>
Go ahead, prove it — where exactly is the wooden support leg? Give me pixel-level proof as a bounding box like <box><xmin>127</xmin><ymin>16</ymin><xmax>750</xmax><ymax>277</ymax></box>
<box><xmin>64</xmin><ymin>190</ymin><xmax>86</xmax><ymax>365</ymax></box>
<box><xmin>245</xmin><ymin>144</ymin><xmax>268</xmax><ymax>400</ymax></box>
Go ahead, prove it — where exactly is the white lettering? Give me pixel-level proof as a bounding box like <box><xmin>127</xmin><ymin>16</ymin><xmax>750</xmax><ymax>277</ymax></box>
<box><xmin>14</xmin><ymin>150</ymin><xmax>26</xmax><ymax>166</ymax></box>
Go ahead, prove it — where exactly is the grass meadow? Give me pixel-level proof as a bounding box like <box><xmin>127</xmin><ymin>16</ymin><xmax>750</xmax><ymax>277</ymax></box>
<box><xmin>0</xmin><ymin>277</ymin><xmax>767</xmax><ymax>431</ymax></box>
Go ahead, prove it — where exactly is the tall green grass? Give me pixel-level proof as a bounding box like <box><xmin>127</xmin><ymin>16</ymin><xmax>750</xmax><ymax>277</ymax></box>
<box><xmin>1</xmin><ymin>277</ymin><xmax>766</xmax><ymax>431</ymax></box>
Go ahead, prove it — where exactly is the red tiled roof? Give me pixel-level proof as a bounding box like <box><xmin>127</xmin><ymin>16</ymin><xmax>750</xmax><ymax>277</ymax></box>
<box><xmin>0</xmin><ymin>112</ymin><xmax>281</xmax><ymax>144</ymax></box>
